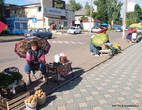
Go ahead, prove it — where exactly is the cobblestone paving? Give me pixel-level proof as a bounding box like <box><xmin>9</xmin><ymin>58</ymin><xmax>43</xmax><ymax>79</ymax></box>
<box><xmin>42</xmin><ymin>43</ymin><xmax>142</xmax><ymax>110</ymax></box>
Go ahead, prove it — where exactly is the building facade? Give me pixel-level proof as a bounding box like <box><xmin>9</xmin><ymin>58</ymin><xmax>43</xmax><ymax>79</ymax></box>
<box><xmin>6</xmin><ymin>0</ymin><xmax>73</xmax><ymax>33</ymax></box>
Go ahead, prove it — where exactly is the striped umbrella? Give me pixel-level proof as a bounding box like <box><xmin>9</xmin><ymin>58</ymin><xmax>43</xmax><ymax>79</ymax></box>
<box><xmin>15</xmin><ymin>37</ymin><xmax>51</xmax><ymax>58</ymax></box>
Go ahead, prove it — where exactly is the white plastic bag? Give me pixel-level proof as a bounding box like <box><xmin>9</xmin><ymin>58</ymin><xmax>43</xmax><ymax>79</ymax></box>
<box><xmin>54</xmin><ymin>54</ymin><xmax>60</xmax><ymax>63</ymax></box>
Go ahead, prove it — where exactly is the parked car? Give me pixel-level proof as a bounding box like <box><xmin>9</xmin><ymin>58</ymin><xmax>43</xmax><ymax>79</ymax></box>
<box><xmin>24</xmin><ymin>28</ymin><xmax>52</xmax><ymax>39</ymax></box>
<box><xmin>91</xmin><ymin>27</ymin><xmax>101</xmax><ymax>33</ymax></box>
<box><xmin>67</xmin><ymin>26</ymin><xmax>81</xmax><ymax>34</ymax></box>
<box><xmin>115</xmin><ymin>28</ymin><xmax>122</xmax><ymax>32</ymax></box>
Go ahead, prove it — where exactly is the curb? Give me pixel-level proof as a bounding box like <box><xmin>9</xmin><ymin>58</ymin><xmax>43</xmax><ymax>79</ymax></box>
<box><xmin>0</xmin><ymin>38</ymin><xmax>24</xmax><ymax>43</ymax></box>
<box><xmin>46</xmin><ymin>42</ymin><xmax>135</xmax><ymax>96</ymax></box>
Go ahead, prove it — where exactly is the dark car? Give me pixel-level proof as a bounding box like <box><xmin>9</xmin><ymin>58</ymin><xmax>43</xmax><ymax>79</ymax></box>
<box><xmin>115</xmin><ymin>28</ymin><xmax>122</xmax><ymax>32</ymax></box>
<box><xmin>24</xmin><ymin>28</ymin><xmax>52</xmax><ymax>39</ymax></box>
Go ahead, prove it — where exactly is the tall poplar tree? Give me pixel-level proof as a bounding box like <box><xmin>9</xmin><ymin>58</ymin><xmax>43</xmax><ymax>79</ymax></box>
<box><xmin>69</xmin><ymin>0</ymin><xmax>82</xmax><ymax>12</ymax></box>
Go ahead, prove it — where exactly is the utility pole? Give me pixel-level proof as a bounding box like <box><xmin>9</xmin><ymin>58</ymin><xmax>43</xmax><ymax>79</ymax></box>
<box><xmin>90</xmin><ymin>0</ymin><xmax>92</xmax><ymax>32</ymax></box>
<box><xmin>122</xmin><ymin>0</ymin><xmax>127</xmax><ymax>39</ymax></box>
<box><xmin>41</xmin><ymin>0</ymin><xmax>44</xmax><ymax>29</ymax></box>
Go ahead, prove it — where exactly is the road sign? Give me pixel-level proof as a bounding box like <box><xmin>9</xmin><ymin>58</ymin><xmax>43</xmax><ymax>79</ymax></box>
<box><xmin>32</xmin><ymin>17</ymin><xmax>37</xmax><ymax>23</ymax></box>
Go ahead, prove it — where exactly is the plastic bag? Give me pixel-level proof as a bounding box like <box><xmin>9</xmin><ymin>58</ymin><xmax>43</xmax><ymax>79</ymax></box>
<box><xmin>54</xmin><ymin>54</ymin><xmax>60</xmax><ymax>63</ymax></box>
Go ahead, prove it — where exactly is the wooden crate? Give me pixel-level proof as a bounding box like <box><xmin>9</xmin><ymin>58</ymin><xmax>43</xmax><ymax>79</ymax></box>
<box><xmin>0</xmin><ymin>92</ymin><xmax>30</xmax><ymax>110</ymax></box>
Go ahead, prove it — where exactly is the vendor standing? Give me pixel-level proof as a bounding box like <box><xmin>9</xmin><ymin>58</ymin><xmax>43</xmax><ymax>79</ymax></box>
<box><xmin>24</xmin><ymin>41</ymin><xmax>47</xmax><ymax>86</ymax></box>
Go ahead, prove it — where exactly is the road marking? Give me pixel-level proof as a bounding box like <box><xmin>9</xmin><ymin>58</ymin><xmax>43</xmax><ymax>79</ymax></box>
<box><xmin>49</xmin><ymin>40</ymin><xmax>85</xmax><ymax>45</ymax></box>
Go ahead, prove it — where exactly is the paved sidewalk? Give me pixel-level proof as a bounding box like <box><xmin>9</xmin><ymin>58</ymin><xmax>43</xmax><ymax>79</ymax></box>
<box><xmin>0</xmin><ymin>36</ymin><xmax>24</xmax><ymax>42</ymax></box>
<box><xmin>41</xmin><ymin>42</ymin><xmax>142</xmax><ymax>110</ymax></box>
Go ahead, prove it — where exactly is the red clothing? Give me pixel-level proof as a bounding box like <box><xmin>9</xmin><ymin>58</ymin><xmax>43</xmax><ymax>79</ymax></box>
<box><xmin>26</xmin><ymin>49</ymin><xmax>45</xmax><ymax>64</ymax></box>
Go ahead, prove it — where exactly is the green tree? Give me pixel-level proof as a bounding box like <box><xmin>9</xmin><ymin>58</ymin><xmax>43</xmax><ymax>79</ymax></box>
<box><xmin>135</xmin><ymin>4</ymin><xmax>142</xmax><ymax>21</ymax></box>
<box><xmin>0</xmin><ymin>0</ymin><xmax>5</xmax><ymax>22</ymax></box>
<box><xmin>69</xmin><ymin>0</ymin><xmax>82</xmax><ymax>12</ymax></box>
<box><xmin>107</xmin><ymin>0</ymin><xmax>122</xmax><ymax>24</ymax></box>
<box><xmin>94</xmin><ymin>0</ymin><xmax>108</xmax><ymax>23</ymax></box>
<box><xmin>94</xmin><ymin>0</ymin><xmax>122</xmax><ymax>24</ymax></box>
<box><xmin>126</xmin><ymin>4</ymin><xmax>142</xmax><ymax>26</ymax></box>
<box><xmin>85</xmin><ymin>2</ymin><xmax>89</xmax><ymax>9</ymax></box>
<box><xmin>85</xmin><ymin>2</ymin><xmax>94</xmax><ymax>17</ymax></box>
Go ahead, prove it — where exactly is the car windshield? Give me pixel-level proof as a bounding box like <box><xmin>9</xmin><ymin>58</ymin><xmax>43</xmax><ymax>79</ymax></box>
<box><xmin>29</xmin><ymin>29</ymin><xmax>46</xmax><ymax>32</ymax></box>
<box><xmin>70</xmin><ymin>27</ymin><xmax>76</xmax><ymax>29</ymax></box>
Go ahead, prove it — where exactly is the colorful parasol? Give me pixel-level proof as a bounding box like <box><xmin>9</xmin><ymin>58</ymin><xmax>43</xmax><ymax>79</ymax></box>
<box><xmin>127</xmin><ymin>28</ymin><xmax>137</xmax><ymax>34</ymax></box>
<box><xmin>129</xmin><ymin>24</ymin><xmax>142</xmax><ymax>29</ymax></box>
<box><xmin>97</xmin><ymin>28</ymin><xmax>107</xmax><ymax>34</ymax></box>
<box><xmin>101</xmin><ymin>23</ymin><xmax>108</xmax><ymax>27</ymax></box>
<box><xmin>15</xmin><ymin>37</ymin><xmax>51</xmax><ymax>58</ymax></box>
<box><xmin>0</xmin><ymin>21</ymin><xmax>7</xmax><ymax>33</ymax></box>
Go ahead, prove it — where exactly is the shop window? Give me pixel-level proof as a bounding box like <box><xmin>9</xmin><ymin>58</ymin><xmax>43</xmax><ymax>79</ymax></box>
<box><xmin>22</xmin><ymin>23</ymin><xmax>27</xmax><ymax>29</ymax></box>
<box><xmin>64</xmin><ymin>21</ymin><xmax>68</xmax><ymax>27</ymax></box>
<box><xmin>13</xmin><ymin>10</ymin><xmax>16</xmax><ymax>14</ymax></box>
<box><xmin>38</xmin><ymin>7</ymin><xmax>41</xmax><ymax>12</ymax></box>
<box><xmin>15</xmin><ymin>23</ymin><xmax>20</xmax><ymax>29</ymax></box>
<box><xmin>8</xmin><ymin>24</ymin><xmax>14</xmax><ymax>30</ymax></box>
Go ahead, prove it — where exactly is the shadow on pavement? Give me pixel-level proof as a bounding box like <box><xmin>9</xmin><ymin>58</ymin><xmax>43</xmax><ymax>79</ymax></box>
<box><xmin>38</xmin><ymin>67</ymin><xmax>83</xmax><ymax>109</ymax></box>
<box><xmin>37</xmin><ymin>95</ymin><xmax>57</xmax><ymax>110</ymax></box>
<box><xmin>39</xmin><ymin>67</ymin><xmax>84</xmax><ymax>95</ymax></box>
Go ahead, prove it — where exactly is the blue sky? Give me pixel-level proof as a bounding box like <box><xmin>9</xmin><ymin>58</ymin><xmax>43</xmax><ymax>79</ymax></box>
<box><xmin>5</xmin><ymin>0</ymin><xmax>142</xmax><ymax>13</ymax></box>
<box><xmin>5</xmin><ymin>0</ymin><xmax>142</xmax><ymax>7</ymax></box>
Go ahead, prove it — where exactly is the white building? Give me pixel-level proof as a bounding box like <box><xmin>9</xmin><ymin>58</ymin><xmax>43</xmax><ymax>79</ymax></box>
<box><xmin>74</xmin><ymin>9</ymin><xmax>101</xmax><ymax>30</ymax></box>
<box><xmin>6</xmin><ymin>0</ymin><xmax>73</xmax><ymax>33</ymax></box>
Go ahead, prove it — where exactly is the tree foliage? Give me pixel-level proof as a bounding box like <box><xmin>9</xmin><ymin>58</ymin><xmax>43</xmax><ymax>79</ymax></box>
<box><xmin>0</xmin><ymin>0</ymin><xmax>5</xmax><ymax>22</ymax></box>
<box><xmin>69</xmin><ymin>0</ymin><xmax>82</xmax><ymax>12</ymax></box>
<box><xmin>85</xmin><ymin>2</ymin><xmax>94</xmax><ymax>17</ymax></box>
<box><xmin>94</xmin><ymin>0</ymin><xmax>122</xmax><ymax>24</ymax></box>
<box><xmin>126</xmin><ymin>4</ymin><xmax>142</xmax><ymax>26</ymax></box>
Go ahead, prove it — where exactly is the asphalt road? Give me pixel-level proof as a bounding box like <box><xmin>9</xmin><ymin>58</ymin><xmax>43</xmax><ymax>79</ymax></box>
<box><xmin>0</xmin><ymin>32</ymin><xmax>131</xmax><ymax>81</ymax></box>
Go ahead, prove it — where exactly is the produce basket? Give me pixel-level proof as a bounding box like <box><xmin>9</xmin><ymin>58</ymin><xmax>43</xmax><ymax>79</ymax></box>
<box><xmin>0</xmin><ymin>67</ymin><xmax>27</xmax><ymax>99</ymax></box>
<box><xmin>25</xmin><ymin>95</ymin><xmax>37</xmax><ymax>110</ymax></box>
<box><xmin>34</xmin><ymin>89</ymin><xmax>46</xmax><ymax>106</ymax></box>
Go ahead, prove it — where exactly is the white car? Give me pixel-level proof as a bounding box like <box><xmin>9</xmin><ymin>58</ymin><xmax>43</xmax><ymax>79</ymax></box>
<box><xmin>67</xmin><ymin>27</ymin><xmax>81</xmax><ymax>34</ymax></box>
<box><xmin>91</xmin><ymin>27</ymin><xmax>101</xmax><ymax>33</ymax></box>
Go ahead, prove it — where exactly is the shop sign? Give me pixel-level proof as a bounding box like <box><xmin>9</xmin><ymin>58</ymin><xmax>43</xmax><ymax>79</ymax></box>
<box><xmin>127</xmin><ymin>1</ymin><xmax>135</xmax><ymax>12</ymax></box>
<box><xmin>32</xmin><ymin>17</ymin><xmax>37</xmax><ymax>23</ymax></box>
<box><xmin>43</xmin><ymin>7</ymin><xmax>65</xmax><ymax>16</ymax></box>
<box><xmin>53</xmin><ymin>0</ymin><xmax>65</xmax><ymax>9</ymax></box>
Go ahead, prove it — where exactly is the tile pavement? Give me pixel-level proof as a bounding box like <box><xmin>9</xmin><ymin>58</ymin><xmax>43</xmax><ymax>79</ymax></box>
<box><xmin>41</xmin><ymin>43</ymin><xmax>142</xmax><ymax>110</ymax></box>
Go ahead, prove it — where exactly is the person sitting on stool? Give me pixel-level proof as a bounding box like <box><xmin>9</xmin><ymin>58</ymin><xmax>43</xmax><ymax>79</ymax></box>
<box><xmin>24</xmin><ymin>41</ymin><xmax>47</xmax><ymax>86</ymax></box>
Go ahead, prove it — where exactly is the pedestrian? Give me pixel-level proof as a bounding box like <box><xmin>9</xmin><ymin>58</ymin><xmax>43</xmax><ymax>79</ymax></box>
<box><xmin>89</xmin><ymin>35</ymin><xmax>102</xmax><ymax>56</ymax></box>
<box><xmin>24</xmin><ymin>41</ymin><xmax>47</xmax><ymax>86</ymax></box>
<box><xmin>61</xmin><ymin>24</ymin><xmax>63</xmax><ymax>30</ymax></box>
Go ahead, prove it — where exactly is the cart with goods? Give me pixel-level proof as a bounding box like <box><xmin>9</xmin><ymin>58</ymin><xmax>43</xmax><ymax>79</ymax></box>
<box><xmin>0</xmin><ymin>67</ymin><xmax>30</xmax><ymax>110</ymax></box>
<box><xmin>126</xmin><ymin>28</ymin><xmax>142</xmax><ymax>43</ymax></box>
<box><xmin>46</xmin><ymin>54</ymin><xmax>72</xmax><ymax>81</ymax></box>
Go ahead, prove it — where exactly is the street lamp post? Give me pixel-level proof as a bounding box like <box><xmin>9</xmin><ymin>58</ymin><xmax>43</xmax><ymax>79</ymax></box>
<box><xmin>122</xmin><ymin>0</ymin><xmax>127</xmax><ymax>39</ymax></box>
<box><xmin>90</xmin><ymin>0</ymin><xmax>92</xmax><ymax>32</ymax></box>
<box><xmin>41</xmin><ymin>0</ymin><xmax>44</xmax><ymax>29</ymax></box>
